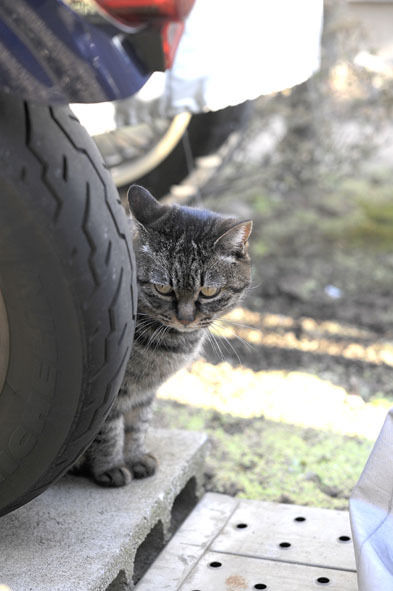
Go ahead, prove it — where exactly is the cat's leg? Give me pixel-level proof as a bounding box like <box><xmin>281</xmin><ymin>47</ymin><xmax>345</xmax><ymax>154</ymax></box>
<box><xmin>124</xmin><ymin>394</ymin><xmax>157</xmax><ymax>479</ymax></box>
<box><xmin>86</xmin><ymin>410</ymin><xmax>132</xmax><ymax>487</ymax></box>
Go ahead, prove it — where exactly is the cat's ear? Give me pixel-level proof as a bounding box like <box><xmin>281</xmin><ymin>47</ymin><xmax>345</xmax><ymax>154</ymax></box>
<box><xmin>214</xmin><ymin>220</ymin><xmax>253</xmax><ymax>254</ymax></box>
<box><xmin>127</xmin><ymin>185</ymin><xmax>165</xmax><ymax>227</ymax></box>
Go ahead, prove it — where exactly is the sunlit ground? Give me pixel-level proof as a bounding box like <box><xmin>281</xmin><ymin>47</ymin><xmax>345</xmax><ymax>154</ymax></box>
<box><xmin>158</xmin><ymin>307</ymin><xmax>390</xmax><ymax>440</ymax></box>
<box><xmin>159</xmin><ymin>363</ymin><xmax>386</xmax><ymax>440</ymax></box>
<box><xmin>154</xmin><ymin>306</ymin><xmax>389</xmax><ymax>508</ymax></box>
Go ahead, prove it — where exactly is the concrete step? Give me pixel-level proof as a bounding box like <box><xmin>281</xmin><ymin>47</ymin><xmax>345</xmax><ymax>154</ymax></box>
<box><xmin>0</xmin><ymin>429</ymin><xmax>208</xmax><ymax>591</ymax></box>
<box><xmin>136</xmin><ymin>493</ymin><xmax>358</xmax><ymax>591</ymax></box>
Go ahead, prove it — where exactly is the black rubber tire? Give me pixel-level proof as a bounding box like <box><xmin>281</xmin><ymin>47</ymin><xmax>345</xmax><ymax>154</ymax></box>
<box><xmin>0</xmin><ymin>95</ymin><xmax>137</xmax><ymax>516</ymax></box>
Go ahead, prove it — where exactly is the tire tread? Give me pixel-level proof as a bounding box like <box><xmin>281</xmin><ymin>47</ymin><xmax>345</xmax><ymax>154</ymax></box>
<box><xmin>0</xmin><ymin>98</ymin><xmax>136</xmax><ymax>515</ymax></box>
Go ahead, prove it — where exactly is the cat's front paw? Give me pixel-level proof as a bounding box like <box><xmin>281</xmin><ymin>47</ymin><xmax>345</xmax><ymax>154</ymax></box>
<box><xmin>94</xmin><ymin>465</ymin><xmax>132</xmax><ymax>487</ymax></box>
<box><xmin>127</xmin><ymin>453</ymin><xmax>157</xmax><ymax>479</ymax></box>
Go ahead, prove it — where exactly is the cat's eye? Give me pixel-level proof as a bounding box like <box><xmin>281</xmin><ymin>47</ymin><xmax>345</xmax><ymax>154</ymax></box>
<box><xmin>154</xmin><ymin>283</ymin><xmax>173</xmax><ymax>295</ymax></box>
<box><xmin>200</xmin><ymin>286</ymin><xmax>220</xmax><ymax>298</ymax></box>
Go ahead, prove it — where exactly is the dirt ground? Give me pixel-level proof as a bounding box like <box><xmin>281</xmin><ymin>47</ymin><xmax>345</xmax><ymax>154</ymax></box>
<box><xmin>154</xmin><ymin>47</ymin><xmax>393</xmax><ymax>509</ymax></box>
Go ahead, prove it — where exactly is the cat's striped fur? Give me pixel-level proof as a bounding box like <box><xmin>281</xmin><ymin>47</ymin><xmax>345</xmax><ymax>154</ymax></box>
<box><xmin>75</xmin><ymin>185</ymin><xmax>252</xmax><ymax>487</ymax></box>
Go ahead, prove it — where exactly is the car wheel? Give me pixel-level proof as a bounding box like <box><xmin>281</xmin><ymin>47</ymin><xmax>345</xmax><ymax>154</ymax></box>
<box><xmin>0</xmin><ymin>94</ymin><xmax>136</xmax><ymax>516</ymax></box>
<box><xmin>93</xmin><ymin>101</ymin><xmax>252</xmax><ymax>198</ymax></box>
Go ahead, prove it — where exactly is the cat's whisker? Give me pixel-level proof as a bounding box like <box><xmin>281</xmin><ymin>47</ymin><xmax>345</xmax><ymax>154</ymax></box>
<box><xmin>219</xmin><ymin>334</ymin><xmax>243</xmax><ymax>364</ymax></box>
<box><xmin>205</xmin><ymin>331</ymin><xmax>219</xmax><ymax>360</ymax></box>
<box><xmin>211</xmin><ymin>326</ymin><xmax>242</xmax><ymax>364</ymax></box>
<box><xmin>134</xmin><ymin>315</ymin><xmax>156</xmax><ymax>327</ymax></box>
<box><xmin>207</xmin><ymin>328</ymin><xmax>225</xmax><ymax>361</ymax></box>
<box><xmin>204</xmin><ymin>329</ymin><xmax>217</xmax><ymax>358</ymax></box>
<box><xmin>151</xmin><ymin>325</ymin><xmax>168</xmax><ymax>354</ymax></box>
<box><xmin>137</xmin><ymin>324</ymin><xmax>168</xmax><ymax>381</ymax></box>
<box><xmin>134</xmin><ymin>320</ymin><xmax>154</xmax><ymax>334</ymax></box>
<box><xmin>144</xmin><ymin>325</ymin><xmax>162</xmax><ymax>352</ymax></box>
<box><xmin>134</xmin><ymin>321</ymin><xmax>157</xmax><ymax>343</ymax></box>
<box><xmin>228</xmin><ymin>331</ymin><xmax>256</xmax><ymax>352</ymax></box>
<box><xmin>211</xmin><ymin>320</ymin><xmax>256</xmax><ymax>353</ymax></box>
<box><xmin>247</xmin><ymin>281</ymin><xmax>262</xmax><ymax>291</ymax></box>
<box><xmin>156</xmin><ymin>325</ymin><xmax>170</xmax><ymax>352</ymax></box>
<box><xmin>215</xmin><ymin>318</ymin><xmax>256</xmax><ymax>330</ymax></box>
<box><xmin>136</xmin><ymin>313</ymin><xmax>153</xmax><ymax>321</ymax></box>
<box><xmin>136</xmin><ymin>315</ymin><xmax>154</xmax><ymax>323</ymax></box>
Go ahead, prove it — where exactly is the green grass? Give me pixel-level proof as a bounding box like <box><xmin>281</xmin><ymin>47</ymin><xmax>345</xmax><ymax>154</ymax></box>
<box><xmin>324</xmin><ymin>176</ymin><xmax>393</xmax><ymax>250</ymax></box>
<box><xmin>154</xmin><ymin>399</ymin><xmax>372</xmax><ymax>509</ymax></box>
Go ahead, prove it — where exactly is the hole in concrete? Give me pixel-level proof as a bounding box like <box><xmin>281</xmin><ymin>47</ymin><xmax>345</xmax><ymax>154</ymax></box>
<box><xmin>316</xmin><ymin>577</ymin><xmax>330</xmax><ymax>585</ymax></box>
<box><xmin>338</xmin><ymin>535</ymin><xmax>351</xmax><ymax>542</ymax></box>
<box><xmin>209</xmin><ymin>561</ymin><xmax>222</xmax><ymax>568</ymax></box>
<box><xmin>294</xmin><ymin>516</ymin><xmax>306</xmax><ymax>522</ymax></box>
<box><xmin>254</xmin><ymin>585</ymin><xmax>267</xmax><ymax>589</ymax></box>
<box><xmin>170</xmin><ymin>476</ymin><xmax>198</xmax><ymax>534</ymax></box>
<box><xmin>133</xmin><ymin>520</ymin><xmax>165</xmax><ymax>585</ymax></box>
<box><xmin>236</xmin><ymin>523</ymin><xmax>248</xmax><ymax>529</ymax></box>
<box><xmin>105</xmin><ymin>569</ymin><xmax>128</xmax><ymax>591</ymax></box>
<box><xmin>279</xmin><ymin>542</ymin><xmax>291</xmax><ymax>548</ymax></box>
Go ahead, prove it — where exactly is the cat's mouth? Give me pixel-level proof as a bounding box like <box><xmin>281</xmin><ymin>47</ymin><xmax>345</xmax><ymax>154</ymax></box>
<box><xmin>168</xmin><ymin>322</ymin><xmax>202</xmax><ymax>333</ymax></box>
<box><xmin>161</xmin><ymin>318</ymin><xmax>209</xmax><ymax>333</ymax></box>
<box><xmin>154</xmin><ymin>312</ymin><xmax>212</xmax><ymax>333</ymax></box>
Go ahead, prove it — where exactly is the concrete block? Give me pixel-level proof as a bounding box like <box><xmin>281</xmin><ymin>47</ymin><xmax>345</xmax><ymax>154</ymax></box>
<box><xmin>0</xmin><ymin>429</ymin><xmax>208</xmax><ymax>591</ymax></box>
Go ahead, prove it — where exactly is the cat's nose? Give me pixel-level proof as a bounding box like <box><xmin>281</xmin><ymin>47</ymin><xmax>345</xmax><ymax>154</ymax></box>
<box><xmin>178</xmin><ymin>310</ymin><xmax>194</xmax><ymax>325</ymax></box>
<box><xmin>179</xmin><ymin>317</ymin><xmax>192</xmax><ymax>326</ymax></box>
<box><xmin>177</xmin><ymin>300</ymin><xmax>195</xmax><ymax>325</ymax></box>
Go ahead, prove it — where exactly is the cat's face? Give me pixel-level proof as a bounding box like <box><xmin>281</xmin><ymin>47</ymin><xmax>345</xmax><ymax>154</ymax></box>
<box><xmin>128</xmin><ymin>185</ymin><xmax>252</xmax><ymax>333</ymax></box>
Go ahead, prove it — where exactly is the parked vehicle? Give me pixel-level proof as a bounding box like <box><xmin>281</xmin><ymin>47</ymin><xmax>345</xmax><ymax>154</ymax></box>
<box><xmin>0</xmin><ymin>0</ymin><xmax>323</xmax><ymax>517</ymax></box>
<box><xmin>0</xmin><ymin>0</ymin><xmax>196</xmax><ymax>517</ymax></box>
<box><xmin>74</xmin><ymin>0</ymin><xmax>323</xmax><ymax>195</ymax></box>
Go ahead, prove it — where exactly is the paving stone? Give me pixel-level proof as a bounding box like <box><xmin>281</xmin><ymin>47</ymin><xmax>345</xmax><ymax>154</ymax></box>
<box><xmin>136</xmin><ymin>494</ymin><xmax>358</xmax><ymax>591</ymax></box>
<box><xmin>211</xmin><ymin>499</ymin><xmax>356</xmax><ymax>571</ymax></box>
<box><xmin>180</xmin><ymin>551</ymin><xmax>358</xmax><ymax>591</ymax></box>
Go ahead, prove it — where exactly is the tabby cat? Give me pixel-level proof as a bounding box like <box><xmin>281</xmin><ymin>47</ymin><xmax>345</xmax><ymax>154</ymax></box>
<box><xmin>76</xmin><ymin>184</ymin><xmax>252</xmax><ymax>487</ymax></box>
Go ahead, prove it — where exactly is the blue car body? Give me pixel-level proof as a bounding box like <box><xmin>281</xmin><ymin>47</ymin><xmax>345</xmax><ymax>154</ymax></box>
<box><xmin>0</xmin><ymin>0</ymin><xmax>150</xmax><ymax>104</ymax></box>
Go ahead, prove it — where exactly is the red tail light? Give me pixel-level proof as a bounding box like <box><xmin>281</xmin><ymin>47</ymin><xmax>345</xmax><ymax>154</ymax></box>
<box><xmin>94</xmin><ymin>0</ymin><xmax>195</xmax><ymax>26</ymax></box>
<box><xmin>93</xmin><ymin>0</ymin><xmax>195</xmax><ymax>68</ymax></box>
<box><xmin>160</xmin><ymin>21</ymin><xmax>185</xmax><ymax>69</ymax></box>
